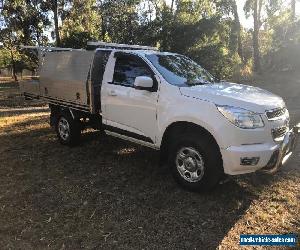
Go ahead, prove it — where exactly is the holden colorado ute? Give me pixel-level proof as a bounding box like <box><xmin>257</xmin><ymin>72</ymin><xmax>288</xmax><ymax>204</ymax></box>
<box><xmin>20</xmin><ymin>42</ymin><xmax>300</xmax><ymax>191</ymax></box>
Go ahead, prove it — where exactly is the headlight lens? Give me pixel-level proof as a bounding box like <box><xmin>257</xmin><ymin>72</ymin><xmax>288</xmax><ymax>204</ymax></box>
<box><xmin>217</xmin><ymin>105</ymin><xmax>264</xmax><ymax>129</ymax></box>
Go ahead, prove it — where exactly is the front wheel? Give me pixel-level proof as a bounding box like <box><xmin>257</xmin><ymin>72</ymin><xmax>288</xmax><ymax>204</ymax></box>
<box><xmin>55</xmin><ymin>112</ymin><xmax>81</xmax><ymax>146</ymax></box>
<box><xmin>168</xmin><ymin>133</ymin><xmax>223</xmax><ymax>191</ymax></box>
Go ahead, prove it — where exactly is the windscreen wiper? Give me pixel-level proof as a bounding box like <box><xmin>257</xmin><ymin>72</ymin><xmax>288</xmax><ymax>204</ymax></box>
<box><xmin>186</xmin><ymin>80</ymin><xmax>211</xmax><ymax>86</ymax></box>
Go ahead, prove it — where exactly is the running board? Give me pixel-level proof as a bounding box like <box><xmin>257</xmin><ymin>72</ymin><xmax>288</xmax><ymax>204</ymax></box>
<box><xmin>105</xmin><ymin>130</ymin><xmax>158</xmax><ymax>150</ymax></box>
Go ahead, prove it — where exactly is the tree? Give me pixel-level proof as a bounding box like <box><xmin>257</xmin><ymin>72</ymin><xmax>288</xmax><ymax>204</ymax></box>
<box><xmin>0</xmin><ymin>28</ymin><xmax>18</xmax><ymax>81</ymax></box>
<box><xmin>291</xmin><ymin>0</ymin><xmax>296</xmax><ymax>20</ymax></box>
<box><xmin>39</xmin><ymin>0</ymin><xmax>61</xmax><ymax>46</ymax></box>
<box><xmin>232</xmin><ymin>0</ymin><xmax>243</xmax><ymax>61</ymax></box>
<box><xmin>40</xmin><ymin>0</ymin><xmax>71</xmax><ymax>47</ymax></box>
<box><xmin>2</xmin><ymin>0</ymin><xmax>49</xmax><ymax>46</ymax></box>
<box><xmin>216</xmin><ymin>0</ymin><xmax>243</xmax><ymax>60</ymax></box>
<box><xmin>53</xmin><ymin>0</ymin><xmax>61</xmax><ymax>46</ymax></box>
<box><xmin>0</xmin><ymin>0</ymin><xmax>50</xmax><ymax>80</ymax></box>
<box><xmin>96</xmin><ymin>0</ymin><xmax>140</xmax><ymax>44</ymax></box>
<box><xmin>244</xmin><ymin>0</ymin><xmax>263</xmax><ymax>72</ymax></box>
<box><xmin>253</xmin><ymin>0</ymin><xmax>262</xmax><ymax>72</ymax></box>
<box><xmin>60</xmin><ymin>0</ymin><xmax>100</xmax><ymax>47</ymax></box>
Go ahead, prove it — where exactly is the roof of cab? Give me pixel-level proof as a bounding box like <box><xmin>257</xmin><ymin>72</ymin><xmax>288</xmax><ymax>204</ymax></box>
<box><xmin>95</xmin><ymin>48</ymin><xmax>177</xmax><ymax>57</ymax></box>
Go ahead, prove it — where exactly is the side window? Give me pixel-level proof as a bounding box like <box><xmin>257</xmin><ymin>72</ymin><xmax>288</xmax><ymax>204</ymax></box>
<box><xmin>113</xmin><ymin>54</ymin><xmax>153</xmax><ymax>87</ymax></box>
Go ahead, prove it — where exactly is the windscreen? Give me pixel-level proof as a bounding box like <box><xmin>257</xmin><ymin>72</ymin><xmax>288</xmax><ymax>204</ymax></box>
<box><xmin>145</xmin><ymin>53</ymin><xmax>215</xmax><ymax>86</ymax></box>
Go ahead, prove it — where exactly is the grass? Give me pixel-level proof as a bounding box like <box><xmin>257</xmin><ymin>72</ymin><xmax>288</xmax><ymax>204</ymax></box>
<box><xmin>0</xmin><ymin>80</ymin><xmax>299</xmax><ymax>249</ymax></box>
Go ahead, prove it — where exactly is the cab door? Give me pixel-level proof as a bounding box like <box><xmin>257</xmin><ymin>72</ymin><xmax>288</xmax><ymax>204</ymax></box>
<box><xmin>101</xmin><ymin>52</ymin><xmax>159</xmax><ymax>144</ymax></box>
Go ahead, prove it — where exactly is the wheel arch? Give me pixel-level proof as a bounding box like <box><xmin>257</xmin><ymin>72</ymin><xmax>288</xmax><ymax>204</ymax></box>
<box><xmin>50</xmin><ymin>105</ymin><xmax>74</xmax><ymax>127</ymax></box>
<box><xmin>160</xmin><ymin>121</ymin><xmax>221</xmax><ymax>156</ymax></box>
<box><xmin>163</xmin><ymin>121</ymin><xmax>225</xmax><ymax>191</ymax></box>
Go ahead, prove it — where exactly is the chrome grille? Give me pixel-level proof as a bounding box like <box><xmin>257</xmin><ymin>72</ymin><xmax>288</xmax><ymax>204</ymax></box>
<box><xmin>272</xmin><ymin>126</ymin><xmax>288</xmax><ymax>141</ymax></box>
<box><xmin>266</xmin><ymin>107</ymin><xmax>286</xmax><ymax>120</ymax></box>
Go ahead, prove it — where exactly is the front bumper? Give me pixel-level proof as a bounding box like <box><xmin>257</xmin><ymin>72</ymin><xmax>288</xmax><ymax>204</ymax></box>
<box><xmin>221</xmin><ymin>123</ymin><xmax>300</xmax><ymax>175</ymax></box>
<box><xmin>261</xmin><ymin>123</ymin><xmax>300</xmax><ymax>173</ymax></box>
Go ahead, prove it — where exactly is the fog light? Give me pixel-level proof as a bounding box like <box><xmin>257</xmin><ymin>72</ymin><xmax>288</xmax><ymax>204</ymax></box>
<box><xmin>240</xmin><ymin>157</ymin><xmax>260</xmax><ymax>166</ymax></box>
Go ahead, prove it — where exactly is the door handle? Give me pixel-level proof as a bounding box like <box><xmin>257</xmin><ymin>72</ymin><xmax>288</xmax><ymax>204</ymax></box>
<box><xmin>108</xmin><ymin>90</ymin><xmax>117</xmax><ymax>96</ymax></box>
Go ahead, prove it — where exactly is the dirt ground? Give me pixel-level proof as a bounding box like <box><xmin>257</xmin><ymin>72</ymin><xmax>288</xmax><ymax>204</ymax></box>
<box><xmin>0</xmin><ymin>74</ymin><xmax>299</xmax><ymax>249</ymax></box>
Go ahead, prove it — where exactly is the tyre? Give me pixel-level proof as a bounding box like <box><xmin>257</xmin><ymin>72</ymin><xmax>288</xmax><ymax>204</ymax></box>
<box><xmin>168</xmin><ymin>132</ymin><xmax>223</xmax><ymax>191</ymax></box>
<box><xmin>55</xmin><ymin>112</ymin><xmax>81</xmax><ymax>146</ymax></box>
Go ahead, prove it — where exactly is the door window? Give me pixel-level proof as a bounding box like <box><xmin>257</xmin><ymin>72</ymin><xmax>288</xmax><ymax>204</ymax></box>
<box><xmin>113</xmin><ymin>54</ymin><xmax>153</xmax><ymax>87</ymax></box>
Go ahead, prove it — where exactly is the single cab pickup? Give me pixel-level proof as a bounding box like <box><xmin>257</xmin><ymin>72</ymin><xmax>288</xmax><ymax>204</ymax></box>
<box><xmin>20</xmin><ymin>42</ymin><xmax>300</xmax><ymax>191</ymax></box>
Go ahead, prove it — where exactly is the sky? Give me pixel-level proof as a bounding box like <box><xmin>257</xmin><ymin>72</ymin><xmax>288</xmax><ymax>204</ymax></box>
<box><xmin>236</xmin><ymin>0</ymin><xmax>253</xmax><ymax>28</ymax></box>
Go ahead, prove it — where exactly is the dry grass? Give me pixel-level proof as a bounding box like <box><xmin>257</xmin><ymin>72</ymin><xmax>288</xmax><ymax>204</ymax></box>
<box><xmin>0</xmin><ymin>80</ymin><xmax>299</xmax><ymax>249</ymax></box>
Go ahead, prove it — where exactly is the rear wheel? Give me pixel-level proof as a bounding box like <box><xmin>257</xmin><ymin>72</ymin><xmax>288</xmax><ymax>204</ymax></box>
<box><xmin>168</xmin><ymin>133</ymin><xmax>223</xmax><ymax>191</ymax></box>
<box><xmin>55</xmin><ymin>112</ymin><xmax>81</xmax><ymax>146</ymax></box>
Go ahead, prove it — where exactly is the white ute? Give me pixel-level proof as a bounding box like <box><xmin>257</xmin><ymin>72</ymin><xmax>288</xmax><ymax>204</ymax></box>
<box><xmin>20</xmin><ymin>42</ymin><xmax>300</xmax><ymax>191</ymax></box>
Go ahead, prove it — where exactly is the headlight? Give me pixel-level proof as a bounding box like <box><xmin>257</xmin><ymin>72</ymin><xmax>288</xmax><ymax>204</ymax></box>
<box><xmin>217</xmin><ymin>105</ymin><xmax>264</xmax><ymax>129</ymax></box>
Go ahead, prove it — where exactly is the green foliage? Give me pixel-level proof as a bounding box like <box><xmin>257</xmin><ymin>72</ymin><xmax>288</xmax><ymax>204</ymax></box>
<box><xmin>0</xmin><ymin>0</ymin><xmax>50</xmax><ymax>79</ymax></box>
<box><xmin>61</xmin><ymin>31</ymin><xmax>96</xmax><ymax>49</ymax></box>
<box><xmin>2</xmin><ymin>0</ymin><xmax>50</xmax><ymax>45</ymax></box>
<box><xmin>97</xmin><ymin>0</ymin><xmax>141</xmax><ymax>44</ymax></box>
<box><xmin>0</xmin><ymin>48</ymin><xmax>13</xmax><ymax>69</ymax></box>
<box><xmin>262</xmin><ymin>9</ymin><xmax>300</xmax><ymax>71</ymax></box>
<box><xmin>61</xmin><ymin>0</ymin><xmax>100</xmax><ymax>43</ymax></box>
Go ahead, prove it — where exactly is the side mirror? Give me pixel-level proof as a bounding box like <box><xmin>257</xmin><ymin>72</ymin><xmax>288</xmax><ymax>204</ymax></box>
<box><xmin>134</xmin><ymin>76</ymin><xmax>153</xmax><ymax>90</ymax></box>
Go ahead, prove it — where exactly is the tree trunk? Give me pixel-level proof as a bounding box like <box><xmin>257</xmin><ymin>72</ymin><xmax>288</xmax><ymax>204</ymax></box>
<box><xmin>101</xmin><ymin>15</ymin><xmax>106</xmax><ymax>41</ymax></box>
<box><xmin>98</xmin><ymin>0</ymin><xmax>106</xmax><ymax>42</ymax></box>
<box><xmin>53</xmin><ymin>0</ymin><xmax>61</xmax><ymax>47</ymax></box>
<box><xmin>60</xmin><ymin>0</ymin><xmax>65</xmax><ymax>25</ymax></box>
<box><xmin>7</xmin><ymin>31</ymin><xmax>18</xmax><ymax>82</ymax></box>
<box><xmin>291</xmin><ymin>0</ymin><xmax>296</xmax><ymax>21</ymax></box>
<box><xmin>161</xmin><ymin>2</ymin><xmax>169</xmax><ymax>51</ymax></box>
<box><xmin>170</xmin><ymin>0</ymin><xmax>175</xmax><ymax>12</ymax></box>
<box><xmin>148</xmin><ymin>0</ymin><xmax>152</xmax><ymax>22</ymax></box>
<box><xmin>232</xmin><ymin>0</ymin><xmax>243</xmax><ymax>61</ymax></box>
<box><xmin>253</xmin><ymin>0</ymin><xmax>261</xmax><ymax>72</ymax></box>
<box><xmin>9</xmin><ymin>47</ymin><xmax>18</xmax><ymax>82</ymax></box>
